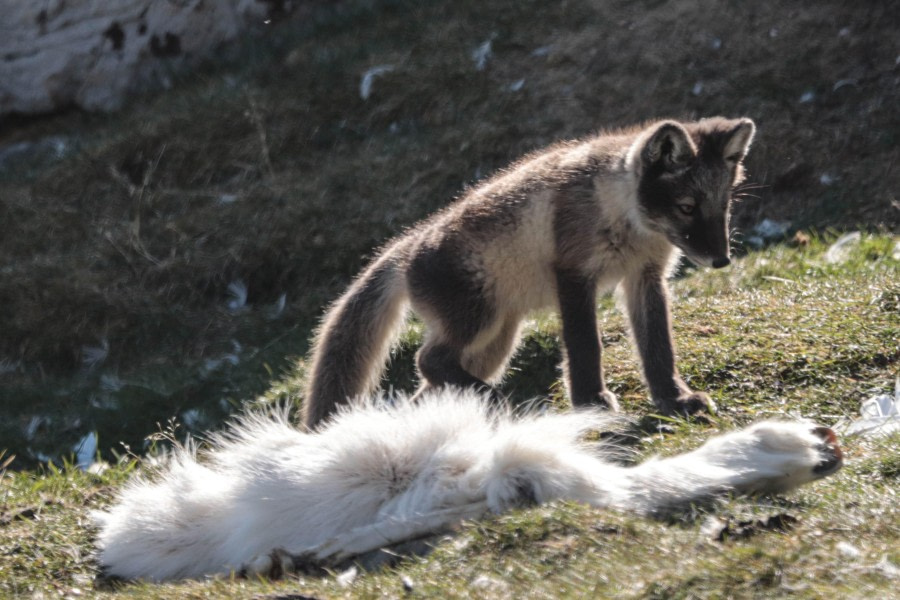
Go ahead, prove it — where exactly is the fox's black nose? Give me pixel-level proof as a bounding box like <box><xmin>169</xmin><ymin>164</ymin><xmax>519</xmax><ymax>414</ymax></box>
<box><xmin>711</xmin><ymin>257</ymin><xmax>731</xmax><ymax>269</ymax></box>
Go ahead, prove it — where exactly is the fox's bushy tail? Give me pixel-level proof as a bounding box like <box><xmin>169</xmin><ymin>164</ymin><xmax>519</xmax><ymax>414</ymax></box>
<box><xmin>303</xmin><ymin>252</ymin><xmax>409</xmax><ymax>428</ymax></box>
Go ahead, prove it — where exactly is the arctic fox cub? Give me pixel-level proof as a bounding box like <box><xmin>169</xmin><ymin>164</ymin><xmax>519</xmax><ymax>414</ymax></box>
<box><xmin>303</xmin><ymin>117</ymin><xmax>756</xmax><ymax>427</ymax></box>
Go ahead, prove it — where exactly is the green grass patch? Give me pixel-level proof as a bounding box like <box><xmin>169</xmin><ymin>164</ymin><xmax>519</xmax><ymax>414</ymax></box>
<box><xmin>2</xmin><ymin>234</ymin><xmax>898</xmax><ymax>599</ymax></box>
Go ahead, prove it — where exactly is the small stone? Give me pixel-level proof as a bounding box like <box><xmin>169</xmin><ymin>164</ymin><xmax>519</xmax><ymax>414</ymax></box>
<box><xmin>1</xmin><ymin>2</ymin><xmax>272</xmax><ymax>115</ymax></box>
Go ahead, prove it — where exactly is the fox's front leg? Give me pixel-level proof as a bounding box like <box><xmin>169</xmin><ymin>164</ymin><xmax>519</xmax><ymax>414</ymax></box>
<box><xmin>623</xmin><ymin>265</ymin><xmax>715</xmax><ymax>416</ymax></box>
<box><xmin>556</xmin><ymin>268</ymin><xmax>620</xmax><ymax>411</ymax></box>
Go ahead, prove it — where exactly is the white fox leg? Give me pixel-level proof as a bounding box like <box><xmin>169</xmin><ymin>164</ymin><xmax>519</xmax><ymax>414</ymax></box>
<box><xmin>239</xmin><ymin>502</ymin><xmax>490</xmax><ymax>577</ymax></box>
<box><xmin>310</xmin><ymin>501</ymin><xmax>489</xmax><ymax>563</ymax></box>
<box><xmin>607</xmin><ymin>422</ymin><xmax>843</xmax><ymax>514</ymax></box>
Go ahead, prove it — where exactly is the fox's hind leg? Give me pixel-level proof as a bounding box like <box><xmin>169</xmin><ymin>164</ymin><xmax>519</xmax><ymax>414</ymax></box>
<box><xmin>414</xmin><ymin>310</ymin><xmax>523</xmax><ymax>404</ymax></box>
<box><xmin>239</xmin><ymin>503</ymin><xmax>490</xmax><ymax>579</ymax></box>
<box><xmin>241</xmin><ymin>548</ymin><xmax>301</xmax><ymax>579</ymax></box>
<box><xmin>462</xmin><ymin>316</ymin><xmax>522</xmax><ymax>384</ymax></box>
<box><xmin>408</xmin><ymin>242</ymin><xmax>513</xmax><ymax>403</ymax></box>
<box><xmin>415</xmin><ymin>336</ymin><xmax>495</xmax><ymax>396</ymax></box>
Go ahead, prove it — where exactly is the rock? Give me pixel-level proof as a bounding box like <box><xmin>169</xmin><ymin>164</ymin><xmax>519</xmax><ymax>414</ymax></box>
<box><xmin>703</xmin><ymin>513</ymin><xmax>799</xmax><ymax>542</ymax></box>
<box><xmin>0</xmin><ymin>0</ymin><xmax>280</xmax><ymax>116</ymax></box>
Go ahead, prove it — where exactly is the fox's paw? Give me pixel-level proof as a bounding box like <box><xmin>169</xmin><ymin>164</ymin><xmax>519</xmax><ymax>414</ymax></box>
<box><xmin>240</xmin><ymin>548</ymin><xmax>297</xmax><ymax>580</ymax></box>
<box><xmin>717</xmin><ymin>422</ymin><xmax>843</xmax><ymax>494</ymax></box>
<box><xmin>746</xmin><ymin>422</ymin><xmax>843</xmax><ymax>476</ymax></box>
<box><xmin>809</xmin><ymin>427</ymin><xmax>843</xmax><ymax>476</ymax></box>
<box><xmin>598</xmin><ymin>389</ymin><xmax>621</xmax><ymax>412</ymax></box>
<box><xmin>570</xmin><ymin>389</ymin><xmax>620</xmax><ymax>411</ymax></box>
<box><xmin>240</xmin><ymin>548</ymin><xmax>327</xmax><ymax>579</ymax></box>
<box><xmin>241</xmin><ymin>548</ymin><xmax>294</xmax><ymax>579</ymax></box>
<box><xmin>656</xmin><ymin>391</ymin><xmax>716</xmax><ymax>419</ymax></box>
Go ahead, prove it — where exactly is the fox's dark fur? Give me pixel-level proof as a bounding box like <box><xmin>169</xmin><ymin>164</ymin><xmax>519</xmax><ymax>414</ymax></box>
<box><xmin>303</xmin><ymin>117</ymin><xmax>756</xmax><ymax>428</ymax></box>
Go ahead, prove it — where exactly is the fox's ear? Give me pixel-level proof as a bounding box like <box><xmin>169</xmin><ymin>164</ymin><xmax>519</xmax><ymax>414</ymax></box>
<box><xmin>641</xmin><ymin>122</ymin><xmax>697</xmax><ymax>173</ymax></box>
<box><xmin>723</xmin><ymin>118</ymin><xmax>756</xmax><ymax>164</ymax></box>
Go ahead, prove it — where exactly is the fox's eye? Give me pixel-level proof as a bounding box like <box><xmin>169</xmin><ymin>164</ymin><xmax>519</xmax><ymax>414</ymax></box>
<box><xmin>677</xmin><ymin>202</ymin><xmax>695</xmax><ymax>216</ymax></box>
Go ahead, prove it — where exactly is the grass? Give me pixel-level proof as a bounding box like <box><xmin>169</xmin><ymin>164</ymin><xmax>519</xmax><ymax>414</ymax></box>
<box><xmin>1</xmin><ymin>0</ymin><xmax>898</xmax><ymax>466</ymax></box>
<box><xmin>0</xmin><ymin>0</ymin><xmax>898</xmax><ymax>596</ymax></box>
<box><xmin>2</xmin><ymin>234</ymin><xmax>897</xmax><ymax>599</ymax></box>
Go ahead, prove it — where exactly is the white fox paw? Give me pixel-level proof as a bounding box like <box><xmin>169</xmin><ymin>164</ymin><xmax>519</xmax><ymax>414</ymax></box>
<box><xmin>240</xmin><ymin>548</ymin><xmax>296</xmax><ymax>579</ymax></box>
<box><xmin>726</xmin><ymin>422</ymin><xmax>843</xmax><ymax>494</ymax></box>
<box><xmin>809</xmin><ymin>426</ymin><xmax>843</xmax><ymax>476</ymax></box>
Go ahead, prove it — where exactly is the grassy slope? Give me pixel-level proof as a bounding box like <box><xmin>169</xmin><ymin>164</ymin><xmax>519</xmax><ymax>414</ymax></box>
<box><xmin>2</xmin><ymin>236</ymin><xmax>897</xmax><ymax>599</ymax></box>
<box><xmin>0</xmin><ymin>0</ymin><xmax>898</xmax><ymax>596</ymax></box>
<box><xmin>1</xmin><ymin>0</ymin><xmax>898</xmax><ymax>463</ymax></box>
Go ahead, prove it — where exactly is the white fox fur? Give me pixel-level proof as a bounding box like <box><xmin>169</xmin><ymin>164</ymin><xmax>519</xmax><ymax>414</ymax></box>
<box><xmin>94</xmin><ymin>389</ymin><xmax>842</xmax><ymax>582</ymax></box>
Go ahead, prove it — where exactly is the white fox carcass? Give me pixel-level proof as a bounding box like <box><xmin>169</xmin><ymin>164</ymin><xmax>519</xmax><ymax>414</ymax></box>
<box><xmin>95</xmin><ymin>389</ymin><xmax>842</xmax><ymax>582</ymax></box>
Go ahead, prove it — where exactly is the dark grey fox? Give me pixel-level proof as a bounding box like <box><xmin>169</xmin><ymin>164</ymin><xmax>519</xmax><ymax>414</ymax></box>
<box><xmin>303</xmin><ymin>117</ymin><xmax>756</xmax><ymax>428</ymax></box>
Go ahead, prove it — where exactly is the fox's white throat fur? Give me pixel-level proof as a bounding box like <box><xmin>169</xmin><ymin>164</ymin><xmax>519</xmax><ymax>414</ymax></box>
<box><xmin>95</xmin><ymin>389</ymin><xmax>842</xmax><ymax>582</ymax></box>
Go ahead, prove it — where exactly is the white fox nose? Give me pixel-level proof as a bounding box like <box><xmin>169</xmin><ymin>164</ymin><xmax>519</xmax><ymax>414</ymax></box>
<box><xmin>712</xmin><ymin>257</ymin><xmax>731</xmax><ymax>269</ymax></box>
